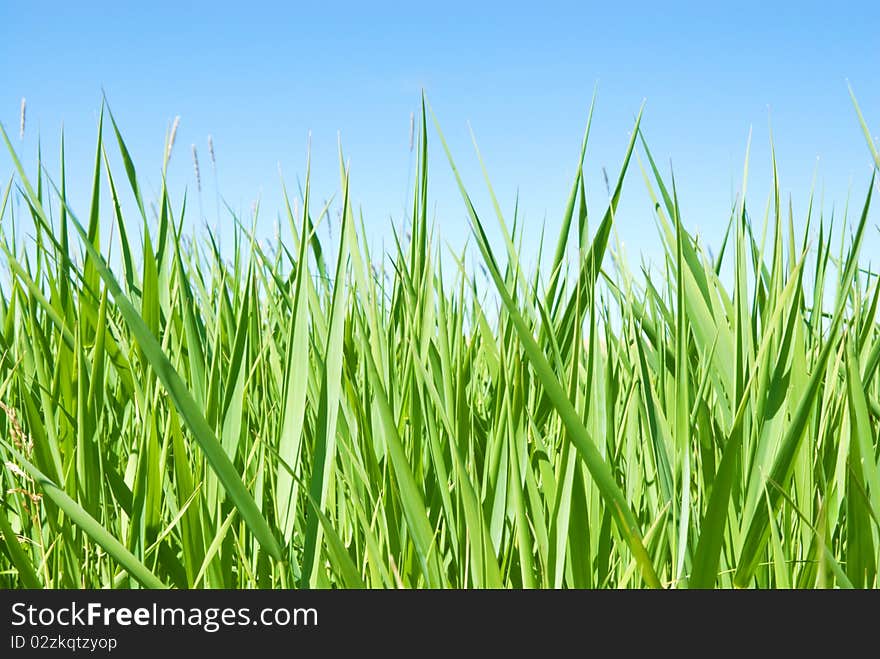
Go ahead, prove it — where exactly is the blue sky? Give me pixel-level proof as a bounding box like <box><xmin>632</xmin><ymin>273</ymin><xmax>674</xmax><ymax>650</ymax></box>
<box><xmin>2</xmin><ymin>1</ymin><xmax>879</xmax><ymax>272</ymax></box>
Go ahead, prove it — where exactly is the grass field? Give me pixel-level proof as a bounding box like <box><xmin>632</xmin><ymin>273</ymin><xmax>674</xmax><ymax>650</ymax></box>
<box><xmin>0</xmin><ymin>94</ymin><xmax>878</xmax><ymax>589</ymax></box>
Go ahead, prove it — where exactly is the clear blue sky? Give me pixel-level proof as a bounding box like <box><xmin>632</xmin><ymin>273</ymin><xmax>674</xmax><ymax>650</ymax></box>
<box><xmin>2</xmin><ymin>1</ymin><xmax>879</xmax><ymax>271</ymax></box>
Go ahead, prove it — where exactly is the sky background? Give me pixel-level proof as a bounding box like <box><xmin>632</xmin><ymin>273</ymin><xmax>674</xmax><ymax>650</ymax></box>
<box><xmin>2</xmin><ymin>1</ymin><xmax>880</xmax><ymax>275</ymax></box>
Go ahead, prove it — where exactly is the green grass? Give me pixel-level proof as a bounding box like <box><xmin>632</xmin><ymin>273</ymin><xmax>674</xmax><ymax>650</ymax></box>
<box><xmin>0</xmin><ymin>92</ymin><xmax>878</xmax><ymax>589</ymax></box>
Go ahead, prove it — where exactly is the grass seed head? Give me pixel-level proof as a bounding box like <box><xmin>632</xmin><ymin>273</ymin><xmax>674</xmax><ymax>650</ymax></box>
<box><xmin>192</xmin><ymin>144</ymin><xmax>201</xmax><ymax>192</ymax></box>
<box><xmin>4</xmin><ymin>461</ymin><xmax>30</xmax><ymax>482</ymax></box>
<box><xmin>1</xmin><ymin>401</ymin><xmax>32</xmax><ymax>457</ymax></box>
<box><xmin>166</xmin><ymin>115</ymin><xmax>180</xmax><ymax>161</ymax></box>
<box><xmin>207</xmin><ymin>134</ymin><xmax>216</xmax><ymax>167</ymax></box>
